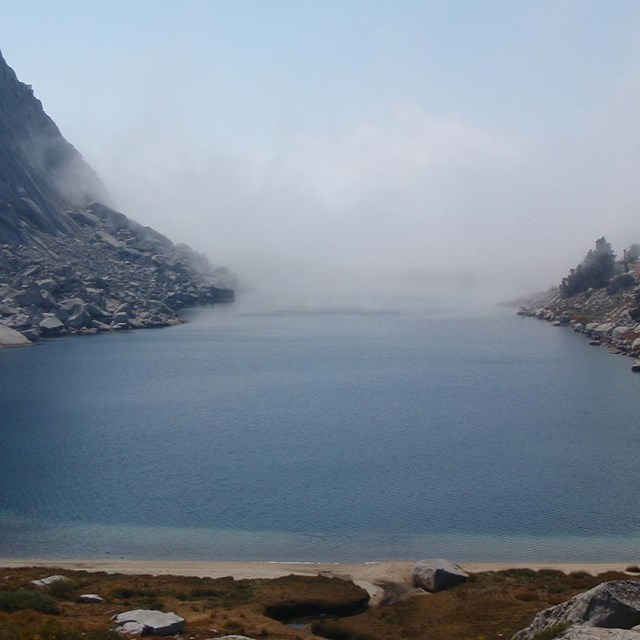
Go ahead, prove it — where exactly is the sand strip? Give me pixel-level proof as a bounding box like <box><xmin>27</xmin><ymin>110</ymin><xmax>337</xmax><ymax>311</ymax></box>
<box><xmin>0</xmin><ymin>558</ymin><xmax>634</xmax><ymax>583</ymax></box>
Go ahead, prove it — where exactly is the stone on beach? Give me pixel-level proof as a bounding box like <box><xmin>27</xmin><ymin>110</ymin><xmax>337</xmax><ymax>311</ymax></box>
<box><xmin>412</xmin><ymin>559</ymin><xmax>468</xmax><ymax>592</ymax></box>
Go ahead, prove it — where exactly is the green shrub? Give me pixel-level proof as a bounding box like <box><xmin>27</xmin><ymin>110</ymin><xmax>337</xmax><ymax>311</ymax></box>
<box><xmin>0</xmin><ymin>589</ymin><xmax>59</xmax><ymax>614</ymax></box>
<box><xmin>47</xmin><ymin>579</ymin><xmax>80</xmax><ymax>600</ymax></box>
<box><xmin>530</xmin><ymin>623</ymin><xmax>570</xmax><ymax>640</ymax></box>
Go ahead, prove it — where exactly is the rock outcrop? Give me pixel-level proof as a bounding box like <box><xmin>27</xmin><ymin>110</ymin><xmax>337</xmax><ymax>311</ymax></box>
<box><xmin>517</xmin><ymin>262</ymin><xmax>640</xmax><ymax>370</ymax></box>
<box><xmin>412</xmin><ymin>558</ymin><xmax>468</xmax><ymax>592</ymax></box>
<box><xmin>512</xmin><ymin>581</ymin><xmax>640</xmax><ymax>640</ymax></box>
<box><xmin>0</xmin><ymin>50</ymin><xmax>234</xmax><ymax>346</ymax></box>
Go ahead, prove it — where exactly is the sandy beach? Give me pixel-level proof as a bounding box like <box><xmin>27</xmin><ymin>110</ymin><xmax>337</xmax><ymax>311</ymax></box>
<box><xmin>0</xmin><ymin>558</ymin><xmax>633</xmax><ymax>583</ymax></box>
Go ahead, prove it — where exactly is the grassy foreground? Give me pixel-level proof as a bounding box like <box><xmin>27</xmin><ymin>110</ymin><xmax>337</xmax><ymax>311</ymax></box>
<box><xmin>0</xmin><ymin>566</ymin><xmax>637</xmax><ymax>640</ymax></box>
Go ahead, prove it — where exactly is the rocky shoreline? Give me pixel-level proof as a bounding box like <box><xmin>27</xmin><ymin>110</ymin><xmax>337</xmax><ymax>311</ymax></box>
<box><xmin>0</xmin><ymin>49</ymin><xmax>235</xmax><ymax>348</ymax></box>
<box><xmin>516</xmin><ymin>270</ymin><xmax>640</xmax><ymax>373</ymax></box>
<box><xmin>0</xmin><ymin>201</ymin><xmax>235</xmax><ymax>347</ymax></box>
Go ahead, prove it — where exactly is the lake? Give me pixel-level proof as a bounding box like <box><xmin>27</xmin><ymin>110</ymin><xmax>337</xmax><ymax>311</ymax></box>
<box><xmin>1</xmin><ymin>295</ymin><xmax>639</xmax><ymax>562</ymax></box>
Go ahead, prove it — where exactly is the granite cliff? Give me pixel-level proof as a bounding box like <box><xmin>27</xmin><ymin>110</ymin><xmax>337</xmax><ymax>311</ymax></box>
<box><xmin>0</xmin><ymin>50</ymin><xmax>234</xmax><ymax>346</ymax></box>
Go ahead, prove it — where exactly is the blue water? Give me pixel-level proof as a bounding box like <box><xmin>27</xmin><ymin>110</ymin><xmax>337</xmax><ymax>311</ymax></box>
<box><xmin>1</xmin><ymin>297</ymin><xmax>640</xmax><ymax>562</ymax></box>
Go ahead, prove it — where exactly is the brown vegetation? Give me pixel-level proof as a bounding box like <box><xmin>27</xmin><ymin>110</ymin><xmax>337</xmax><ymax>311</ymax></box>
<box><xmin>0</xmin><ymin>566</ymin><xmax>636</xmax><ymax>640</ymax></box>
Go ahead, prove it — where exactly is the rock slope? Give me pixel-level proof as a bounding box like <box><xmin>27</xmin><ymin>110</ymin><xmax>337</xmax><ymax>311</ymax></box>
<box><xmin>0</xmin><ymin>50</ymin><xmax>234</xmax><ymax>346</ymax></box>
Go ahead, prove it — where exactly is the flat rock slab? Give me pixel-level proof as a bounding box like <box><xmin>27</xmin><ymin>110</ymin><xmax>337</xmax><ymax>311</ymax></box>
<box><xmin>513</xmin><ymin>581</ymin><xmax>640</xmax><ymax>640</ymax></box>
<box><xmin>114</xmin><ymin>609</ymin><xmax>185</xmax><ymax>636</ymax></box>
<box><xmin>0</xmin><ymin>325</ymin><xmax>30</xmax><ymax>347</ymax></box>
<box><xmin>78</xmin><ymin>594</ymin><xmax>104</xmax><ymax>603</ymax></box>
<box><xmin>412</xmin><ymin>559</ymin><xmax>469</xmax><ymax>592</ymax></box>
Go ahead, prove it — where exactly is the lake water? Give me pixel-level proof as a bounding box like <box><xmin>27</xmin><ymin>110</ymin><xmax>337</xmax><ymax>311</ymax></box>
<box><xmin>1</xmin><ymin>295</ymin><xmax>640</xmax><ymax>563</ymax></box>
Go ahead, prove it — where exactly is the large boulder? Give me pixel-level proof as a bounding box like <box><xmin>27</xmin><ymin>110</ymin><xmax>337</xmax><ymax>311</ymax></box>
<box><xmin>512</xmin><ymin>581</ymin><xmax>640</xmax><ymax>640</ymax></box>
<box><xmin>0</xmin><ymin>325</ymin><xmax>30</xmax><ymax>347</ymax></box>
<box><xmin>113</xmin><ymin>609</ymin><xmax>185</xmax><ymax>636</ymax></box>
<box><xmin>412</xmin><ymin>559</ymin><xmax>468</xmax><ymax>592</ymax></box>
<box><xmin>39</xmin><ymin>316</ymin><xmax>65</xmax><ymax>335</ymax></box>
<box><xmin>31</xmin><ymin>575</ymin><xmax>70</xmax><ymax>588</ymax></box>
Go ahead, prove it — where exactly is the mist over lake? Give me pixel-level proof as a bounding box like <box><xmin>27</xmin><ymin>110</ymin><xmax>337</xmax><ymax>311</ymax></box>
<box><xmin>1</xmin><ymin>295</ymin><xmax>639</xmax><ymax>562</ymax></box>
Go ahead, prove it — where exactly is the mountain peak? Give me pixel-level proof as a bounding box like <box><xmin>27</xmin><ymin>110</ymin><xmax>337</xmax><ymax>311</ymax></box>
<box><xmin>0</xmin><ymin>49</ymin><xmax>108</xmax><ymax>244</ymax></box>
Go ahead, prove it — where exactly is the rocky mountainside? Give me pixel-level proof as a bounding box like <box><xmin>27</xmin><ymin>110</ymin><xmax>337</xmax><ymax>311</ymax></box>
<box><xmin>0</xmin><ymin>50</ymin><xmax>234</xmax><ymax>346</ymax></box>
<box><xmin>517</xmin><ymin>239</ymin><xmax>640</xmax><ymax>371</ymax></box>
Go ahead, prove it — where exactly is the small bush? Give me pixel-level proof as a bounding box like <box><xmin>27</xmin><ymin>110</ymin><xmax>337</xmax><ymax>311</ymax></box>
<box><xmin>530</xmin><ymin>623</ymin><xmax>570</xmax><ymax>640</ymax></box>
<box><xmin>0</xmin><ymin>589</ymin><xmax>59</xmax><ymax>614</ymax></box>
<box><xmin>48</xmin><ymin>579</ymin><xmax>80</xmax><ymax>600</ymax></box>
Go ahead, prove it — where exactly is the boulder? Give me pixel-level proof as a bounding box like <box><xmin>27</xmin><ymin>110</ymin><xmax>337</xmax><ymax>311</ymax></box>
<box><xmin>39</xmin><ymin>316</ymin><xmax>65</xmax><ymax>335</ymax></box>
<box><xmin>593</xmin><ymin>323</ymin><xmax>615</xmax><ymax>338</ymax></box>
<box><xmin>78</xmin><ymin>593</ymin><xmax>104</xmax><ymax>603</ymax></box>
<box><xmin>0</xmin><ymin>324</ymin><xmax>31</xmax><ymax>347</ymax></box>
<box><xmin>68</xmin><ymin>308</ymin><xmax>93</xmax><ymax>329</ymax></box>
<box><xmin>31</xmin><ymin>575</ymin><xmax>70</xmax><ymax>588</ymax></box>
<box><xmin>113</xmin><ymin>610</ymin><xmax>185</xmax><ymax>636</ymax></box>
<box><xmin>412</xmin><ymin>559</ymin><xmax>468</xmax><ymax>592</ymax></box>
<box><xmin>512</xmin><ymin>581</ymin><xmax>640</xmax><ymax>640</ymax></box>
<box><xmin>13</xmin><ymin>287</ymin><xmax>43</xmax><ymax>307</ymax></box>
<box><xmin>612</xmin><ymin>327</ymin><xmax>629</xmax><ymax>341</ymax></box>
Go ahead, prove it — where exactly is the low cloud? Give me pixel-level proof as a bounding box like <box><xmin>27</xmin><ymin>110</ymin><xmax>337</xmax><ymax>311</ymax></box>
<box><xmin>84</xmin><ymin>97</ymin><xmax>640</xmax><ymax>309</ymax></box>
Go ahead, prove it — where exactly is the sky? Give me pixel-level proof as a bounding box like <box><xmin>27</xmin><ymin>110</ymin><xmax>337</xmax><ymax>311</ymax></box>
<box><xmin>2</xmin><ymin>1</ymin><xmax>640</xmax><ymax>307</ymax></box>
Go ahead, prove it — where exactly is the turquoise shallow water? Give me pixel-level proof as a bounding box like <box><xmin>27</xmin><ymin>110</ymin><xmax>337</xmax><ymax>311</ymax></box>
<box><xmin>1</xmin><ymin>297</ymin><xmax>640</xmax><ymax>562</ymax></box>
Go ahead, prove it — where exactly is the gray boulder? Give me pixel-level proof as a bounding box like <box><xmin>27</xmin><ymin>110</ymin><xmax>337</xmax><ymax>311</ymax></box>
<box><xmin>412</xmin><ymin>559</ymin><xmax>468</xmax><ymax>592</ymax></box>
<box><xmin>31</xmin><ymin>575</ymin><xmax>70</xmax><ymax>588</ymax></box>
<box><xmin>13</xmin><ymin>287</ymin><xmax>43</xmax><ymax>307</ymax></box>
<box><xmin>0</xmin><ymin>325</ymin><xmax>30</xmax><ymax>347</ymax></box>
<box><xmin>512</xmin><ymin>581</ymin><xmax>640</xmax><ymax>640</ymax></box>
<box><xmin>113</xmin><ymin>609</ymin><xmax>185</xmax><ymax>636</ymax></box>
<box><xmin>39</xmin><ymin>316</ymin><xmax>65</xmax><ymax>335</ymax></box>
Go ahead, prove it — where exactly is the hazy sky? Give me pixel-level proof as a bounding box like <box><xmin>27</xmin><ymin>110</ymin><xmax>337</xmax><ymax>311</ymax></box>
<box><xmin>2</xmin><ymin>1</ymin><xmax>640</xmax><ymax>305</ymax></box>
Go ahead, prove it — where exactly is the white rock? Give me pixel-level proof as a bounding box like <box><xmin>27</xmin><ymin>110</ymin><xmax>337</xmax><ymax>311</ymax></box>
<box><xmin>78</xmin><ymin>593</ymin><xmax>104</xmax><ymax>603</ymax></box>
<box><xmin>113</xmin><ymin>609</ymin><xmax>185</xmax><ymax>636</ymax></box>
<box><xmin>31</xmin><ymin>575</ymin><xmax>70</xmax><ymax>588</ymax></box>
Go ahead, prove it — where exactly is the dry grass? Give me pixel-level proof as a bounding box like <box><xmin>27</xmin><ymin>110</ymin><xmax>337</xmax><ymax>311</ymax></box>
<box><xmin>0</xmin><ymin>566</ymin><xmax>634</xmax><ymax>640</ymax></box>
